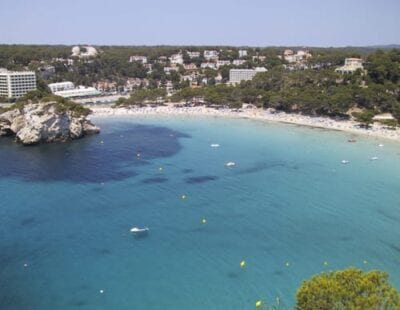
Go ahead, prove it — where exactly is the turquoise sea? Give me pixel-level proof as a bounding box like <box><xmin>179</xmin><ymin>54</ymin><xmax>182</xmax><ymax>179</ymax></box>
<box><xmin>1</xmin><ymin>116</ymin><xmax>400</xmax><ymax>309</ymax></box>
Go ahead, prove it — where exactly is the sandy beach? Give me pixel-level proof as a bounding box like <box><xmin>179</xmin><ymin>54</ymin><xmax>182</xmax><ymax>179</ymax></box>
<box><xmin>89</xmin><ymin>103</ymin><xmax>400</xmax><ymax>141</ymax></box>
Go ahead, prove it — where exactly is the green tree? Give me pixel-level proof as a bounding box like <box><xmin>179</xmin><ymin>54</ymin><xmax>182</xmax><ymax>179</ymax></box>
<box><xmin>296</xmin><ymin>268</ymin><xmax>400</xmax><ymax>310</ymax></box>
<box><xmin>392</xmin><ymin>102</ymin><xmax>400</xmax><ymax>122</ymax></box>
<box><xmin>352</xmin><ymin>110</ymin><xmax>375</xmax><ymax>128</ymax></box>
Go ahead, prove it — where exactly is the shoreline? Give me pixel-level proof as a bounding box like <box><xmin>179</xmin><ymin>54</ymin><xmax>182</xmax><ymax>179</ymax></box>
<box><xmin>88</xmin><ymin>104</ymin><xmax>400</xmax><ymax>142</ymax></box>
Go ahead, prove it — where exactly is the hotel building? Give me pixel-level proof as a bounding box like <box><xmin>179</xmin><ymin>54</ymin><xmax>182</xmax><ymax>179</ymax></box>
<box><xmin>0</xmin><ymin>69</ymin><xmax>37</xmax><ymax>98</ymax></box>
<box><xmin>335</xmin><ymin>58</ymin><xmax>364</xmax><ymax>74</ymax></box>
<box><xmin>229</xmin><ymin>67</ymin><xmax>267</xmax><ymax>84</ymax></box>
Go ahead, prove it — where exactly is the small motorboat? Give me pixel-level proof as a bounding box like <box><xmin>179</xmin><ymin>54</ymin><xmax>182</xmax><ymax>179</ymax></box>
<box><xmin>341</xmin><ymin>160</ymin><xmax>350</xmax><ymax>164</ymax></box>
<box><xmin>130</xmin><ymin>227</ymin><xmax>149</xmax><ymax>234</ymax></box>
<box><xmin>348</xmin><ymin>139</ymin><xmax>356</xmax><ymax>143</ymax></box>
<box><xmin>370</xmin><ymin>156</ymin><xmax>378</xmax><ymax>161</ymax></box>
<box><xmin>378</xmin><ymin>144</ymin><xmax>384</xmax><ymax>147</ymax></box>
<box><xmin>210</xmin><ymin>143</ymin><xmax>220</xmax><ymax>148</ymax></box>
<box><xmin>225</xmin><ymin>161</ymin><xmax>236</xmax><ymax>167</ymax></box>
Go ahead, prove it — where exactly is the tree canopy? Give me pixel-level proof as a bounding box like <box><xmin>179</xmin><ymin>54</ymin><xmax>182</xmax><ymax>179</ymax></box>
<box><xmin>296</xmin><ymin>268</ymin><xmax>400</xmax><ymax>310</ymax></box>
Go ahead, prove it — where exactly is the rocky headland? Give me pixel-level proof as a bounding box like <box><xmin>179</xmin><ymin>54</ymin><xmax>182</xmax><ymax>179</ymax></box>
<box><xmin>0</xmin><ymin>101</ymin><xmax>99</xmax><ymax>145</ymax></box>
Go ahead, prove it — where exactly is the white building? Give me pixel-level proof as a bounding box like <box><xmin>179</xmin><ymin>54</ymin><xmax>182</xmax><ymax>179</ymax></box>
<box><xmin>71</xmin><ymin>46</ymin><xmax>98</xmax><ymax>58</ymax></box>
<box><xmin>129</xmin><ymin>56</ymin><xmax>148</xmax><ymax>64</ymax></box>
<box><xmin>80</xmin><ymin>46</ymin><xmax>98</xmax><ymax>58</ymax></box>
<box><xmin>284</xmin><ymin>55</ymin><xmax>297</xmax><ymax>63</ymax></box>
<box><xmin>183</xmin><ymin>63</ymin><xmax>198</xmax><ymax>71</ymax></box>
<box><xmin>52</xmin><ymin>58</ymin><xmax>74</xmax><ymax>65</ymax></box>
<box><xmin>232</xmin><ymin>59</ymin><xmax>246</xmax><ymax>66</ymax></box>
<box><xmin>71</xmin><ymin>46</ymin><xmax>80</xmax><ymax>57</ymax></box>
<box><xmin>201</xmin><ymin>62</ymin><xmax>217</xmax><ymax>69</ymax></box>
<box><xmin>53</xmin><ymin>86</ymin><xmax>100</xmax><ymax>98</ymax></box>
<box><xmin>335</xmin><ymin>58</ymin><xmax>364</xmax><ymax>74</ymax></box>
<box><xmin>164</xmin><ymin>66</ymin><xmax>178</xmax><ymax>73</ymax></box>
<box><xmin>229</xmin><ymin>67</ymin><xmax>267</xmax><ymax>84</ymax></box>
<box><xmin>253</xmin><ymin>55</ymin><xmax>266</xmax><ymax>62</ymax></box>
<box><xmin>0</xmin><ymin>69</ymin><xmax>37</xmax><ymax>98</ymax></box>
<box><xmin>284</xmin><ymin>50</ymin><xmax>312</xmax><ymax>63</ymax></box>
<box><xmin>239</xmin><ymin>50</ymin><xmax>248</xmax><ymax>58</ymax></box>
<box><xmin>203</xmin><ymin>50</ymin><xmax>219</xmax><ymax>61</ymax></box>
<box><xmin>49</xmin><ymin>81</ymin><xmax>100</xmax><ymax>98</ymax></box>
<box><xmin>124</xmin><ymin>78</ymin><xmax>149</xmax><ymax>92</ymax></box>
<box><xmin>169</xmin><ymin>53</ymin><xmax>184</xmax><ymax>65</ymax></box>
<box><xmin>187</xmin><ymin>51</ymin><xmax>201</xmax><ymax>58</ymax></box>
<box><xmin>216</xmin><ymin>60</ymin><xmax>231</xmax><ymax>68</ymax></box>
<box><xmin>48</xmin><ymin>81</ymin><xmax>75</xmax><ymax>93</ymax></box>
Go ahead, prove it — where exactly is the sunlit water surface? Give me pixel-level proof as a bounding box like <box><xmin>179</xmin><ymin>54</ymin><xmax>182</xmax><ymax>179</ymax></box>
<box><xmin>1</xmin><ymin>116</ymin><xmax>399</xmax><ymax>309</ymax></box>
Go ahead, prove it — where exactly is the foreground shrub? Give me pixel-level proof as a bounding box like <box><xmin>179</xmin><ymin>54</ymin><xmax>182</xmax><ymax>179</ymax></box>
<box><xmin>296</xmin><ymin>268</ymin><xmax>400</xmax><ymax>310</ymax></box>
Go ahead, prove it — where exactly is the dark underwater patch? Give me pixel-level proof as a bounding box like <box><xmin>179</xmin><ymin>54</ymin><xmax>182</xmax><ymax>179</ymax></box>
<box><xmin>387</xmin><ymin>243</ymin><xmax>400</xmax><ymax>254</ymax></box>
<box><xmin>185</xmin><ymin>175</ymin><xmax>219</xmax><ymax>184</ymax></box>
<box><xmin>376</xmin><ymin>208</ymin><xmax>400</xmax><ymax>222</ymax></box>
<box><xmin>0</xmin><ymin>123</ymin><xmax>189</xmax><ymax>183</ymax></box>
<box><xmin>233</xmin><ymin>161</ymin><xmax>298</xmax><ymax>176</ymax></box>
<box><xmin>182</xmin><ymin>168</ymin><xmax>194</xmax><ymax>174</ymax></box>
<box><xmin>338</xmin><ymin>236</ymin><xmax>353</xmax><ymax>242</ymax></box>
<box><xmin>20</xmin><ymin>217</ymin><xmax>36</xmax><ymax>227</ymax></box>
<box><xmin>141</xmin><ymin>177</ymin><xmax>169</xmax><ymax>184</ymax></box>
<box><xmin>227</xmin><ymin>271</ymin><xmax>239</xmax><ymax>279</ymax></box>
<box><xmin>70</xmin><ymin>300</ymin><xmax>87</xmax><ymax>307</ymax></box>
<box><xmin>93</xmin><ymin>248</ymin><xmax>112</xmax><ymax>257</ymax></box>
<box><xmin>272</xmin><ymin>270</ymin><xmax>284</xmax><ymax>276</ymax></box>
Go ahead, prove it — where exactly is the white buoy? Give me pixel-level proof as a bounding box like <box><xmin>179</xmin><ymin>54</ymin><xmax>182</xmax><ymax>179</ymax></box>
<box><xmin>99</xmin><ymin>289</ymin><xmax>104</xmax><ymax>294</ymax></box>
<box><xmin>210</xmin><ymin>143</ymin><xmax>220</xmax><ymax>148</ymax></box>
<box><xmin>225</xmin><ymin>162</ymin><xmax>236</xmax><ymax>167</ymax></box>
<box><xmin>23</xmin><ymin>263</ymin><xmax>28</xmax><ymax>268</ymax></box>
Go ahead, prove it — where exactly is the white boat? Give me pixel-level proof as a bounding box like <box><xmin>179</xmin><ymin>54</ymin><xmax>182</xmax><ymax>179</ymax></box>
<box><xmin>370</xmin><ymin>156</ymin><xmax>378</xmax><ymax>161</ymax></box>
<box><xmin>225</xmin><ymin>161</ymin><xmax>236</xmax><ymax>167</ymax></box>
<box><xmin>378</xmin><ymin>144</ymin><xmax>384</xmax><ymax>147</ymax></box>
<box><xmin>210</xmin><ymin>144</ymin><xmax>220</xmax><ymax>148</ymax></box>
<box><xmin>130</xmin><ymin>227</ymin><xmax>149</xmax><ymax>233</ymax></box>
<box><xmin>341</xmin><ymin>160</ymin><xmax>350</xmax><ymax>164</ymax></box>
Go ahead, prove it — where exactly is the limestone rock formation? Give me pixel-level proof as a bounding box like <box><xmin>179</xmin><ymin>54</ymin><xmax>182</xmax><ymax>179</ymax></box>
<box><xmin>0</xmin><ymin>101</ymin><xmax>100</xmax><ymax>145</ymax></box>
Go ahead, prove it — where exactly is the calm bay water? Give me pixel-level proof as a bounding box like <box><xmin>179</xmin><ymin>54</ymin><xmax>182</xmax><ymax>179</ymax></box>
<box><xmin>1</xmin><ymin>116</ymin><xmax>400</xmax><ymax>309</ymax></box>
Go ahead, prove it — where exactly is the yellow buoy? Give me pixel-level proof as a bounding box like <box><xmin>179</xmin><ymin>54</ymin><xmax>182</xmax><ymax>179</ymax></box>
<box><xmin>201</xmin><ymin>218</ymin><xmax>207</xmax><ymax>224</ymax></box>
<box><xmin>255</xmin><ymin>300</ymin><xmax>263</xmax><ymax>308</ymax></box>
<box><xmin>181</xmin><ymin>195</ymin><xmax>186</xmax><ymax>200</ymax></box>
<box><xmin>240</xmin><ymin>260</ymin><xmax>246</xmax><ymax>268</ymax></box>
<box><xmin>323</xmin><ymin>261</ymin><xmax>328</xmax><ymax>266</ymax></box>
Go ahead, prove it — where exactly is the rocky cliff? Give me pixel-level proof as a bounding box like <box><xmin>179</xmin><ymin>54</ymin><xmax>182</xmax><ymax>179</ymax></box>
<box><xmin>0</xmin><ymin>101</ymin><xmax>99</xmax><ymax>145</ymax></box>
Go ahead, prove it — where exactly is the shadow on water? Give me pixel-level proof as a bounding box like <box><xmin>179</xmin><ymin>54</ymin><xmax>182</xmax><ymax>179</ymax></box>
<box><xmin>132</xmin><ymin>232</ymin><xmax>150</xmax><ymax>240</ymax></box>
<box><xmin>20</xmin><ymin>217</ymin><xmax>36</xmax><ymax>227</ymax></box>
<box><xmin>141</xmin><ymin>177</ymin><xmax>169</xmax><ymax>184</ymax></box>
<box><xmin>0</xmin><ymin>124</ymin><xmax>190</xmax><ymax>183</ymax></box>
<box><xmin>232</xmin><ymin>161</ymin><xmax>299</xmax><ymax>176</ymax></box>
<box><xmin>185</xmin><ymin>175</ymin><xmax>219</xmax><ymax>184</ymax></box>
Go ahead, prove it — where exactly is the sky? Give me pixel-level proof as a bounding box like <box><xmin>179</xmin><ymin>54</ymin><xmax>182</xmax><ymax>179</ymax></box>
<box><xmin>0</xmin><ymin>0</ymin><xmax>399</xmax><ymax>47</ymax></box>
